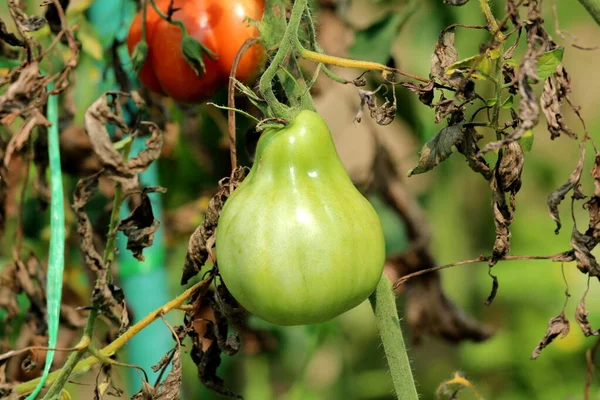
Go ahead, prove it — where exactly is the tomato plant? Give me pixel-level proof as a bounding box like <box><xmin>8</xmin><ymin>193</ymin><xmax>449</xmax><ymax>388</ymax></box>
<box><xmin>216</xmin><ymin>110</ymin><xmax>386</xmax><ymax>326</ymax></box>
<box><xmin>126</xmin><ymin>0</ymin><xmax>265</xmax><ymax>103</ymax></box>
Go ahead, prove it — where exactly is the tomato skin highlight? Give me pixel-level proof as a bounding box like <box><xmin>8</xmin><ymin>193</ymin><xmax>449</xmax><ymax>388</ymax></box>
<box><xmin>126</xmin><ymin>0</ymin><xmax>265</xmax><ymax>103</ymax></box>
<box><xmin>216</xmin><ymin>111</ymin><xmax>386</xmax><ymax>326</ymax></box>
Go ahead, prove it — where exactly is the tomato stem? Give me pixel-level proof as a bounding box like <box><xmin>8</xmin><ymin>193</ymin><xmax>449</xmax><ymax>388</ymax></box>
<box><xmin>369</xmin><ymin>276</ymin><xmax>419</xmax><ymax>400</ymax></box>
<box><xmin>258</xmin><ymin>0</ymin><xmax>310</xmax><ymax>119</ymax></box>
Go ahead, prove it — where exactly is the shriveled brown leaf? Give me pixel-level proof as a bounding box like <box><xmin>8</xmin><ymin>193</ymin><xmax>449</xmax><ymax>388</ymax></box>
<box><xmin>531</xmin><ymin>311</ymin><xmax>570</xmax><ymax>359</ymax></box>
<box><xmin>72</xmin><ymin>172</ymin><xmax>105</xmax><ymax>272</ymax></box>
<box><xmin>130</xmin><ymin>381</ymin><xmax>155</xmax><ymax>400</ymax></box>
<box><xmin>118</xmin><ymin>187</ymin><xmax>166</xmax><ymax>261</ymax></box>
<box><xmin>431</xmin><ymin>28</ymin><xmax>459</xmax><ymax>86</ymax></box>
<box><xmin>455</xmin><ymin>125</ymin><xmax>492</xmax><ymax>181</ymax></box>
<box><xmin>576</xmin><ymin>293</ymin><xmax>599</xmax><ymax>337</ymax></box>
<box><xmin>541</xmin><ymin>66</ymin><xmax>577</xmax><ymax>140</ymax></box>
<box><xmin>181</xmin><ymin>167</ymin><xmax>248</xmax><ymax>285</ymax></box>
<box><xmin>398</xmin><ymin>80</ymin><xmax>435</xmax><ymax>107</ymax></box>
<box><xmin>154</xmin><ymin>347</ymin><xmax>182</xmax><ymax>400</ymax></box>
<box><xmin>490</xmin><ymin>157</ymin><xmax>514</xmax><ymax>265</ymax></box>
<box><xmin>547</xmin><ymin>142</ymin><xmax>586</xmax><ymax>234</ymax></box>
<box><xmin>84</xmin><ymin>93</ymin><xmax>162</xmax><ymax>192</ymax></box>
<box><xmin>498</xmin><ymin>141</ymin><xmax>524</xmax><ymax>210</ymax></box>
<box><xmin>572</xmin><ymin>228</ymin><xmax>600</xmax><ymax>279</ymax></box>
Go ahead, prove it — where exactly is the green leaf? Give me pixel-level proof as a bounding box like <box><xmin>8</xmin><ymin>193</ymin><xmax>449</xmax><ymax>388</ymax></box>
<box><xmin>505</xmin><ymin>58</ymin><xmax>519</xmax><ymax>67</ymax></box>
<box><xmin>408</xmin><ymin>123</ymin><xmax>466</xmax><ymax>176</ymax></box>
<box><xmin>501</xmin><ymin>95</ymin><xmax>514</xmax><ymax>109</ymax></box>
<box><xmin>486</xmin><ymin>98</ymin><xmax>497</xmax><ymax>106</ymax></box>
<box><xmin>445</xmin><ymin>54</ymin><xmax>493</xmax><ymax>81</ymax></box>
<box><xmin>536</xmin><ymin>48</ymin><xmax>564</xmax><ymax>80</ymax></box>
<box><xmin>349</xmin><ymin>6</ymin><xmax>414</xmax><ymax>65</ymax></box>
<box><xmin>519</xmin><ymin>129</ymin><xmax>534</xmax><ymax>152</ymax></box>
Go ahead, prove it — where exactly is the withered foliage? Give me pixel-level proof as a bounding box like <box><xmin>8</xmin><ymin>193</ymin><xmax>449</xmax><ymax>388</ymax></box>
<box><xmin>531</xmin><ymin>311</ymin><xmax>570</xmax><ymax>360</ymax></box>
<box><xmin>118</xmin><ymin>186</ymin><xmax>167</xmax><ymax>261</ymax></box>
<box><xmin>181</xmin><ymin>167</ymin><xmax>248</xmax><ymax>285</ymax></box>
<box><xmin>576</xmin><ymin>291</ymin><xmax>599</xmax><ymax>337</ymax></box>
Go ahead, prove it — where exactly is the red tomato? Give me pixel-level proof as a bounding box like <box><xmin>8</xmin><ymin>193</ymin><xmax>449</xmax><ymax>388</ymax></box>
<box><xmin>127</xmin><ymin>0</ymin><xmax>265</xmax><ymax>103</ymax></box>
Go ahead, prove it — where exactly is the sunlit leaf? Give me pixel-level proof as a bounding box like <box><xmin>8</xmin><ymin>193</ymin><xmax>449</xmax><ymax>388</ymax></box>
<box><xmin>537</xmin><ymin>48</ymin><xmax>564</xmax><ymax>80</ymax></box>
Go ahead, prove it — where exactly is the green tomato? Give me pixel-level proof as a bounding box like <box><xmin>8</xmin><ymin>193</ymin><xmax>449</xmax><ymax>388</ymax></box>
<box><xmin>215</xmin><ymin>110</ymin><xmax>385</xmax><ymax>326</ymax></box>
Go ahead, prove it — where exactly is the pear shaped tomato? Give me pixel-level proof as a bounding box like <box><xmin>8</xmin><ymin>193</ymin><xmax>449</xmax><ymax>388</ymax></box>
<box><xmin>216</xmin><ymin>111</ymin><xmax>385</xmax><ymax>326</ymax></box>
<box><xmin>126</xmin><ymin>0</ymin><xmax>265</xmax><ymax>103</ymax></box>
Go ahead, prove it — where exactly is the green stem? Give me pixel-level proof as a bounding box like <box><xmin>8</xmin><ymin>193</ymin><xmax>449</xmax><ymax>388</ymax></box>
<box><xmin>41</xmin><ymin>310</ymin><xmax>98</xmax><ymax>399</ymax></box>
<box><xmin>103</xmin><ymin>141</ymin><xmax>133</xmax><ymax>269</ymax></box>
<box><xmin>258</xmin><ymin>0</ymin><xmax>308</xmax><ymax>119</ymax></box>
<box><xmin>369</xmin><ymin>276</ymin><xmax>419</xmax><ymax>400</ymax></box>
<box><xmin>578</xmin><ymin>0</ymin><xmax>600</xmax><ymax>25</ymax></box>
<box><xmin>479</xmin><ymin>0</ymin><xmax>504</xmax><ymax>139</ymax></box>
<box><xmin>42</xmin><ymin>142</ymin><xmax>132</xmax><ymax>399</ymax></box>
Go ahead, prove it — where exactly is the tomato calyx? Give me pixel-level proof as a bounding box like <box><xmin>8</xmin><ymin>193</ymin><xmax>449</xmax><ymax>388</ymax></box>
<box><xmin>181</xmin><ymin>34</ymin><xmax>218</xmax><ymax>76</ymax></box>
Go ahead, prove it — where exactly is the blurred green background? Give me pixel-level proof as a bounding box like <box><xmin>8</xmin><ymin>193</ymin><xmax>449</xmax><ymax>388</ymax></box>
<box><xmin>2</xmin><ymin>0</ymin><xmax>600</xmax><ymax>399</ymax></box>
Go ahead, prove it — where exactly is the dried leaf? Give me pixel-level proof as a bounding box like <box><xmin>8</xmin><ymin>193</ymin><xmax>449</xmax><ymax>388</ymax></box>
<box><xmin>408</xmin><ymin>122</ymin><xmax>466</xmax><ymax>176</ymax></box>
<box><xmin>576</xmin><ymin>293</ymin><xmax>599</xmax><ymax>337</ymax></box>
<box><xmin>455</xmin><ymin>126</ymin><xmax>492</xmax><ymax>180</ymax></box>
<box><xmin>498</xmin><ymin>142</ymin><xmax>524</xmax><ymax>210</ymax></box>
<box><xmin>484</xmin><ymin>270</ymin><xmax>499</xmax><ymax>306</ymax></box>
<box><xmin>72</xmin><ymin>172</ymin><xmax>105</xmax><ymax>272</ymax></box>
<box><xmin>547</xmin><ymin>142</ymin><xmax>586</xmax><ymax>234</ymax></box>
<box><xmin>155</xmin><ymin>348</ymin><xmax>182</xmax><ymax>400</ymax></box>
<box><xmin>399</xmin><ymin>80</ymin><xmax>435</xmax><ymax>106</ymax></box>
<box><xmin>84</xmin><ymin>93</ymin><xmax>162</xmax><ymax>192</ymax></box>
<box><xmin>541</xmin><ymin>67</ymin><xmax>577</xmax><ymax>140</ymax></box>
<box><xmin>181</xmin><ymin>168</ymin><xmax>248</xmax><ymax>285</ymax></box>
<box><xmin>531</xmin><ymin>311</ymin><xmax>570</xmax><ymax>359</ymax></box>
<box><xmin>130</xmin><ymin>381</ymin><xmax>154</xmax><ymax>400</ymax></box>
<box><xmin>118</xmin><ymin>187</ymin><xmax>166</xmax><ymax>261</ymax></box>
<box><xmin>431</xmin><ymin>28</ymin><xmax>459</xmax><ymax>86</ymax></box>
<box><xmin>490</xmin><ymin>164</ymin><xmax>514</xmax><ymax>265</ymax></box>
<box><xmin>571</xmin><ymin>228</ymin><xmax>600</xmax><ymax>279</ymax></box>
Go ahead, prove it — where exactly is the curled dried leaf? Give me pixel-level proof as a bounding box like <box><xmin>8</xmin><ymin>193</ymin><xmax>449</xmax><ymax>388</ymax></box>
<box><xmin>541</xmin><ymin>66</ymin><xmax>577</xmax><ymax>140</ymax></box>
<box><xmin>531</xmin><ymin>311</ymin><xmax>570</xmax><ymax>359</ymax></box>
<box><xmin>576</xmin><ymin>292</ymin><xmax>599</xmax><ymax>337</ymax></box>
<box><xmin>498</xmin><ymin>142</ymin><xmax>524</xmax><ymax>210</ymax></box>
<box><xmin>547</xmin><ymin>142</ymin><xmax>586</xmax><ymax>234</ymax></box>
<box><xmin>571</xmin><ymin>228</ymin><xmax>600</xmax><ymax>280</ymax></box>
<box><xmin>118</xmin><ymin>187</ymin><xmax>167</xmax><ymax>261</ymax></box>
<box><xmin>181</xmin><ymin>167</ymin><xmax>248</xmax><ymax>285</ymax></box>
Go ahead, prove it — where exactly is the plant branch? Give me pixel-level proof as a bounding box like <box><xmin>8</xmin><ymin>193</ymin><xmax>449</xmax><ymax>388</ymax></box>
<box><xmin>298</xmin><ymin>47</ymin><xmax>430</xmax><ymax>83</ymax></box>
<box><xmin>228</xmin><ymin>37</ymin><xmax>260</xmax><ymax>175</ymax></box>
<box><xmin>258</xmin><ymin>0</ymin><xmax>308</xmax><ymax>119</ymax></box>
<box><xmin>369</xmin><ymin>276</ymin><xmax>419</xmax><ymax>400</ymax></box>
<box><xmin>578</xmin><ymin>0</ymin><xmax>600</xmax><ymax>26</ymax></box>
<box><xmin>393</xmin><ymin>251</ymin><xmax>573</xmax><ymax>289</ymax></box>
<box><xmin>14</xmin><ymin>277</ymin><xmax>211</xmax><ymax>396</ymax></box>
<box><xmin>478</xmin><ymin>0</ymin><xmax>504</xmax><ymax>41</ymax></box>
